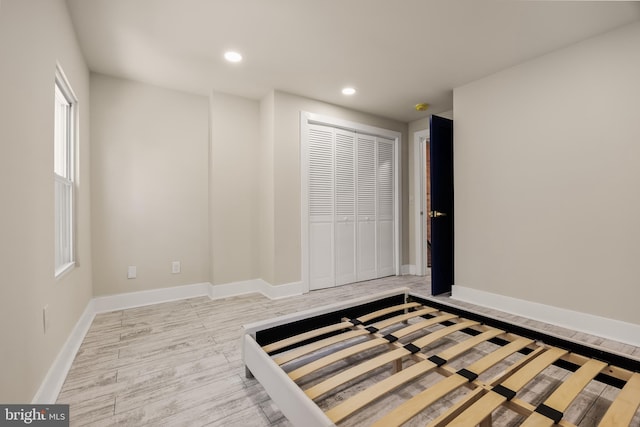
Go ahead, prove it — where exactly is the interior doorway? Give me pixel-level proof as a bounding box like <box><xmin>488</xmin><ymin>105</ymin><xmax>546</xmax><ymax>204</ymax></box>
<box><xmin>414</xmin><ymin>129</ymin><xmax>430</xmax><ymax>276</ymax></box>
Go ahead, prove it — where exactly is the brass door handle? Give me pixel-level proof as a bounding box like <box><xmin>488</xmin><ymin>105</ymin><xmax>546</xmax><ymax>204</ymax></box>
<box><xmin>429</xmin><ymin>211</ymin><xmax>447</xmax><ymax>218</ymax></box>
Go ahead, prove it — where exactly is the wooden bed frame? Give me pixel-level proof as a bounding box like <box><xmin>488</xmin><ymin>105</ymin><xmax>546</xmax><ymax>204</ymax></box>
<box><xmin>242</xmin><ymin>288</ymin><xmax>640</xmax><ymax>426</ymax></box>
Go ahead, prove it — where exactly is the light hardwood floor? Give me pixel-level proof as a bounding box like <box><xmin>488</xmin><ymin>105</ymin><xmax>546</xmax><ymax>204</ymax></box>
<box><xmin>57</xmin><ymin>276</ymin><xmax>640</xmax><ymax>426</ymax></box>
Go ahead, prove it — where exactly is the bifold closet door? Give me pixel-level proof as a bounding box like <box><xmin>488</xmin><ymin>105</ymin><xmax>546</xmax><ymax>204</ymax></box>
<box><xmin>335</xmin><ymin>129</ymin><xmax>357</xmax><ymax>286</ymax></box>
<box><xmin>307</xmin><ymin>124</ymin><xmax>395</xmax><ymax>289</ymax></box>
<box><xmin>356</xmin><ymin>134</ymin><xmax>377</xmax><ymax>281</ymax></box>
<box><xmin>377</xmin><ymin>138</ymin><xmax>395</xmax><ymax>277</ymax></box>
<box><xmin>308</xmin><ymin>125</ymin><xmax>335</xmax><ymax>290</ymax></box>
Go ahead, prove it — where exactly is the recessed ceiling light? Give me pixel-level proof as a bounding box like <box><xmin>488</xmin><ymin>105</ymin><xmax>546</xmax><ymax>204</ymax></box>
<box><xmin>342</xmin><ymin>87</ymin><xmax>356</xmax><ymax>95</ymax></box>
<box><xmin>224</xmin><ymin>51</ymin><xmax>243</xmax><ymax>63</ymax></box>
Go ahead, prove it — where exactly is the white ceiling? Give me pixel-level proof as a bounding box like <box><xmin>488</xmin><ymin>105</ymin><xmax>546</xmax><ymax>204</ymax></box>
<box><xmin>66</xmin><ymin>0</ymin><xmax>640</xmax><ymax>122</ymax></box>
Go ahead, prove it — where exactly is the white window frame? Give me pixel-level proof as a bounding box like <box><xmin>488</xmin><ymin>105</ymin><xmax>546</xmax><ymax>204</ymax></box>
<box><xmin>54</xmin><ymin>65</ymin><xmax>77</xmax><ymax>278</ymax></box>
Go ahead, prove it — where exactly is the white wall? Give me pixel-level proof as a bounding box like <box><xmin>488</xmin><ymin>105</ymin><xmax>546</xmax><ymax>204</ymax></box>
<box><xmin>259</xmin><ymin>91</ymin><xmax>276</xmax><ymax>284</ymax></box>
<box><xmin>454</xmin><ymin>21</ymin><xmax>640</xmax><ymax>324</ymax></box>
<box><xmin>91</xmin><ymin>74</ymin><xmax>209</xmax><ymax>295</ymax></box>
<box><xmin>210</xmin><ymin>92</ymin><xmax>260</xmax><ymax>285</ymax></box>
<box><xmin>0</xmin><ymin>0</ymin><xmax>92</xmax><ymax>403</ymax></box>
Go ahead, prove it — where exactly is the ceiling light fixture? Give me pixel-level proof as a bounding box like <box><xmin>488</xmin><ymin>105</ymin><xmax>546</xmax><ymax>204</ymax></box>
<box><xmin>342</xmin><ymin>87</ymin><xmax>356</xmax><ymax>95</ymax></box>
<box><xmin>224</xmin><ymin>51</ymin><xmax>243</xmax><ymax>63</ymax></box>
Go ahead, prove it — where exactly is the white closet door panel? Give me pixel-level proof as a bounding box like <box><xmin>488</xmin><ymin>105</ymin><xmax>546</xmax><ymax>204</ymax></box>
<box><xmin>376</xmin><ymin>138</ymin><xmax>394</xmax><ymax>277</ymax></box>
<box><xmin>356</xmin><ymin>135</ymin><xmax>376</xmax><ymax>220</ymax></box>
<box><xmin>357</xmin><ymin>220</ymin><xmax>376</xmax><ymax>281</ymax></box>
<box><xmin>308</xmin><ymin>125</ymin><xmax>334</xmax><ymax>220</ymax></box>
<box><xmin>335</xmin><ymin>129</ymin><xmax>356</xmax><ymax>219</ymax></box>
<box><xmin>310</xmin><ymin>222</ymin><xmax>334</xmax><ymax>290</ymax></box>
<box><xmin>377</xmin><ymin>220</ymin><xmax>394</xmax><ymax>277</ymax></box>
<box><xmin>335</xmin><ymin>129</ymin><xmax>356</xmax><ymax>285</ymax></box>
<box><xmin>377</xmin><ymin>138</ymin><xmax>394</xmax><ymax>221</ymax></box>
<box><xmin>335</xmin><ymin>221</ymin><xmax>356</xmax><ymax>285</ymax></box>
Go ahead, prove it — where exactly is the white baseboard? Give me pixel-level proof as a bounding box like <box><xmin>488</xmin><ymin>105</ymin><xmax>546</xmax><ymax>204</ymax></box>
<box><xmin>261</xmin><ymin>280</ymin><xmax>305</xmax><ymax>299</ymax></box>
<box><xmin>209</xmin><ymin>278</ymin><xmax>305</xmax><ymax>300</ymax></box>
<box><xmin>32</xmin><ymin>302</ymin><xmax>96</xmax><ymax>404</ymax></box>
<box><xmin>452</xmin><ymin>285</ymin><xmax>640</xmax><ymax>347</ymax></box>
<box><xmin>92</xmin><ymin>282</ymin><xmax>211</xmax><ymax>313</ymax></box>
<box><xmin>401</xmin><ymin>264</ymin><xmax>416</xmax><ymax>275</ymax></box>
<box><xmin>33</xmin><ymin>278</ymin><xmax>306</xmax><ymax>403</ymax></box>
<box><xmin>208</xmin><ymin>279</ymin><xmax>264</xmax><ymax>300</ymax></box>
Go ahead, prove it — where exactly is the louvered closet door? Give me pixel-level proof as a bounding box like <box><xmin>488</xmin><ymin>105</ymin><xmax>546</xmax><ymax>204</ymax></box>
<box><xmin>356</xmin><ymin>134</ymin><xmax>377</xmax><ymax>281</ymax></box>
<box><xmin>377</xmin><ymin>138</ymin><xmax>395</xmax><ymax>277</ymax></box>
<box><xmin>335</xmin><ymin>129</ymin><xmax>357</xmax><ymax>286</ymax></box>
<box><xmin>308</xmin><ymin>124</ymin><xmax>335</xmax><ymax>290</ymax></box>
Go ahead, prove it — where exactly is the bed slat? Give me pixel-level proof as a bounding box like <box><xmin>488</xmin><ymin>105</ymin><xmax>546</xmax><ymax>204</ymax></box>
<box><xmin>598</xmin><ymin>372</ymin><xmax>640</xmax><ymax>427</ymax></box>
<box><xmin>370</xmin><ymin>337</ymin><xmax>533</xmax><ymax>427</ymax></box>
<box><xmin>520</xmin><ymin>359</ymin><xmax>608</xmax><ymax>427</ymax></box>
<box><xmin>444</xmin><ymin>347</ymin><xmax>568</xmax><ymax>427</ymax></box>
<box><xmin>323</xmin><ymin>328</ymin><xmax>504</xmax><ymax>423</ymax></box>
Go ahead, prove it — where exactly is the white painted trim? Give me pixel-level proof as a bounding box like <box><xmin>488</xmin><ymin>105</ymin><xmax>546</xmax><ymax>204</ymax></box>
<box><xmin>92</xmin><ymin>282</ymin><xmax>211</xmax><ymax>313</ymax></box>
<box><xmin>452</xmin><ymin>285</ymin><xmax>640</xmax><ymax>347</ymax></box>
<box><xmin>261</xmin><ymin>280</ymin><xmax>305</xmax><ymax>299</ymax></box>
<box><xmin>401</xmin><ymin>264</ymin><xmax>416</xmax><ymax>275</ymax></box>
<box><xmin>32</xmin><ymin>278</ymin><xmax>305</xmax><ymax>403</ymax></box>
<box><xmin>32</xmin><ymin>301</ymin><xmax>95</xmax><ymax>404</ymax></box>
<box><xmin>209</xmin><ymin>279</ymin><xmax>305</xmax><ymax>300</ymax></box>
<box><xmin>414</xmin><ymin>129</ymin><xmax>429</xmax><ymax>277</ymax></box>
<box><xmin>209</xmin><ymin>279</ymin><xmax>266</xmax><ymax>300</ymax></box>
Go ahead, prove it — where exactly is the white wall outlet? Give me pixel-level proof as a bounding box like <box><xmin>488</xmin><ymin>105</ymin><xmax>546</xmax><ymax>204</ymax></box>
<box><xmin>171</xmin><ymin>261</ymin><xmax>181</xmax><ymax>274</ymax></box>
<box><xmin>127</xmin><ymin>265</ymin><xmax>137</xmax><ymax>279</ymax></box>
<box><xmin>43</xmin><ymin>305</ymin><xmax>50</xmax><ymax>334</ymax></box>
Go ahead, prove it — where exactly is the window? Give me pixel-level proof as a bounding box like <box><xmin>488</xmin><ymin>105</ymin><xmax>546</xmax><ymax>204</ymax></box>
<box><xmin>54</xmin><ymin>66</ymin><xmax>76</xmax><ymax>277</ymax></box>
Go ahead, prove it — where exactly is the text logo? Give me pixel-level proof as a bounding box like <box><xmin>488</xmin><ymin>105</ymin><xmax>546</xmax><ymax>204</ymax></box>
<box><xmin>1</xmin><ymin>405</ymin><xmax>69</xmax><ymax>426</ymax></box>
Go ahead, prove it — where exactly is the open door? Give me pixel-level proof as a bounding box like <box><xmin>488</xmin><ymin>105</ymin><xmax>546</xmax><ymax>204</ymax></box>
<box><xmin>429</xmin><ymin>115</ymin><xmax>454</xmax><ymax>295</ymax></box>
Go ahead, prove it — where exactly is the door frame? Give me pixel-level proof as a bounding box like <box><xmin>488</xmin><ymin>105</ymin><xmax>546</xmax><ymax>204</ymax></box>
<box><xmin>300</xmin><ymin>111</ymin><xmax>402</xmax><ymax>293</ymax></box>
<box><xmin>414</xmin><ymin>129</ymin><xmax>429</xmax><ymax>277</ymax></box>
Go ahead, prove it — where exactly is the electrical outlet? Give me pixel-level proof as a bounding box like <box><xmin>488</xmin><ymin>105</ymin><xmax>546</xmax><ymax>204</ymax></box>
<box><xmin>127</xmin><ymin>266</ymin><xmax>137</xmax><ymax>279</ymax></box>
<box><xmin>171</xmin><ymin>261</ymin><xmax>181</xmax><ymax>274</ymax></box>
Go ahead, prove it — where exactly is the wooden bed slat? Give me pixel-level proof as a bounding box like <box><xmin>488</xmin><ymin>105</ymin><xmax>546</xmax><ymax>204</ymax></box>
<box><xmin>520</xmin><ymin>358</ymin><xmax>608</xmax><ymax>427</ymax></box>
<box><xmin>444</xmin><ymin>347</ymin><xmax>568</xmax><ymax>427</ymax></box>
<box><xmin>275</xmin><ymin>307</ymin><xmax>444</xmax><ymax>366</ymax></box>
<box><xmin>370</xmin><ymin>337</ymin><xmax>534</xmax><ymax>427</ymax></box>
<box><xmin>306</xmin><ymin>328</ymin><xmax>504</xmax><ymax>401</ymax></box>
<box><xmin>300</xmin><ymin>318</ymin><xmax>481</xmax><ymax>400</ymax></box>
<box><xmin>427</xmin><ymin>346</ymin><xmax>549</xmax><ymax>427</ymax></box>
<box><xmin>288</xmin><ymin>315</ymin><xmax>467</xmax><ymax>382</ymax></box>
<box><xmin>598</xmin><ymin>372</ymin><xmax>640</xmax><ymax>427</ymax></box>
<box><xmin>323</xmin><ymin>328</ymin><xmax>504</xmax><ymax>423</ymax></box>
<box><xmin>262</xmin><ymin>321</ymin><xmax>353</xmax><ymax>354</ymax></box>
<box><xmin>357</xmin><ymin>301</ymin><xmax>423</xmax><ymax>323</ymax></box>
<box><xmin>372</xmin><ymin>306</ymin><xmax>443</xmax><ymax>330</ymax></box>
<box><xmin>287</xmin><ymin>338</ymin><xmax>387</xmax><ymax>381</ymax></box>
<box><xmin>262</xmin><ymin>302</ymin><xmax>423</xmax><ymax>354</ymax></box>
<box><xmin>273</xmin><ymin>329</ymin><xmax>368</xmax><ymax>366</ymax></box>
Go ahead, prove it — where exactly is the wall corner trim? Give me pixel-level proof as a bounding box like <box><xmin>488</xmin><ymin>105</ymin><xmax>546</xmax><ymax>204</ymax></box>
<box><xmin>452</xmin><ymin>285</ymin><xmax>640</xmax><ymax>347</ymax></box>
<box><xmin>33</xmin><ymin>278</ymin><xmax>306</xmax><ymax>403</ymax></box>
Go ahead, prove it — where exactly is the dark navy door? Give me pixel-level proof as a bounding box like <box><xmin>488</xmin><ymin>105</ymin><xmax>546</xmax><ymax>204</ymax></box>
<box><xmin>429</xmin><ymin>115</ymin><xmax>454</xmax><ymax>295</ymax></box>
